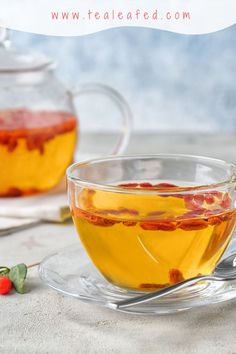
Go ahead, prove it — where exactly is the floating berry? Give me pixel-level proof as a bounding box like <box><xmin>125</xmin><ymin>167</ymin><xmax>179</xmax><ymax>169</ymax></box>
<box><xmin>204</xmin><ymin>194</ymin><xmax>215</xmax><ymax>205</ymax></box>
<box><xmin>122</xmin><ymin>221</ymin><xmax>137</xmax><ymax>227</ymax></box>
<box><xmin>118</xmin><ymin>183</ymin><xmax>139</xmax><ymax>188</ymax></box>
<box><xmin>193</xmin><ymin>194</ymin><xmax>205</xmax><ymax>204</ymax></box>
<box><xmin>178</xmin><ymin>219</ymin><xmax>208</xmax><ymax>231</ymax></box>
<box><xmin>139</xmin><ymin>182</ymin><xmax>153</xmax><ymax>188</ymax></box>
<box><xmin>154</xmin><ymin>183</ymin><xmax>178</xmax><ymax>189</ymax></box>
<box><xmin>140</xmin><ymin>221</ymin><xmax>176</xmax><ymax>231</ymax></box>
<box><xmin>0</xmin><ymin>276</ymin><xmax>12</xmax><ymax>295</ymax></box>
<box><xmin>220</xmin><ymin>194</ymin><xmax>231</xmax><ymax>209</ymax></box>
<box><xmin>169</xmin><ymin>269</ymin><xmax>184</xmax><ymax>284</ymax></box>
<box><xmin>208</xmin><ymin>216</ymin><xmax>221</xmax><ymax>225</ymax></box>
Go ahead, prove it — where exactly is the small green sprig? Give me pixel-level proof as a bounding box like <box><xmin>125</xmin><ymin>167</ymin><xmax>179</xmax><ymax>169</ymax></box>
<box><xmin>0</xmin><ymin>262</ymin><xmax>39</xmax><ymax>294</ymax></box>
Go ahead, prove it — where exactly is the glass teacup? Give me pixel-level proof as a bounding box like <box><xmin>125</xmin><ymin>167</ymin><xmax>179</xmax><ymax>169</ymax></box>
<box><xmin>67</xmin><ymin>155</ymin><xmax>236</xmax><ymax>291</ymax></box>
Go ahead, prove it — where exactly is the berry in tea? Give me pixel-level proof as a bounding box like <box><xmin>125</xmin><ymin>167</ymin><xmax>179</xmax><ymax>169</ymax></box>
<box><xmin>71</xmin><ymin>183</ymin><xmax>236</xmax><ymax>291</ymax></box>
<box><xmin>0</xmin><ymin>109</ymin><xmax>77</xmax><ymax>196</ymax></box>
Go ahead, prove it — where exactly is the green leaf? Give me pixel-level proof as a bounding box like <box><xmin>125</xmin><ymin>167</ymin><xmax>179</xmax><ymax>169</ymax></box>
<box><xmin>9</xmin><ymin>263</ymin><xmax>27</xmax><ymax>294</ymax></box>
<box><xmin>0</xmin><ymin>266</ymin><xmax>10</xmax><ymax>276</ymax></box>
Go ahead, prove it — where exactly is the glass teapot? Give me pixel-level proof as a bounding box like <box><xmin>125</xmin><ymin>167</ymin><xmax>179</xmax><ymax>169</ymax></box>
<box><xmin>0</xmin><ymin>29</ymin><xmax>132</xmax><ymax>197</ymax></box>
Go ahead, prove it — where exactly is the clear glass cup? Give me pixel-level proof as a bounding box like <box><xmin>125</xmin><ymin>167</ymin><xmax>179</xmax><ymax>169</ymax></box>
<box><xmin>67</xmin><ymin>154</ymin><xmax>236</xmax><ymax>292</ymax></box>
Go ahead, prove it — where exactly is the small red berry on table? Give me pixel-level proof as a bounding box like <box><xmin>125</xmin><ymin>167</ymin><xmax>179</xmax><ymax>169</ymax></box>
<box><xmin>0</xmin><ymin>276</ymin><xmax>12</xmax><ymax>295</ymax></box>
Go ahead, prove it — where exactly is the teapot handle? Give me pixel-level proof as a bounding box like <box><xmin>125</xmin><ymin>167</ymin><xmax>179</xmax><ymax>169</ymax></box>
<box><xmin>69</xmin><ymin>83</ymin><xmax>132</xmax><ymax>155</ymax></box>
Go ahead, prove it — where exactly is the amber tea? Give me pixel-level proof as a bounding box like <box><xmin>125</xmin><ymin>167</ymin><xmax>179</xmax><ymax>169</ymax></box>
<box><xmin>71</xmin><ymin>182</ymin><xmax>236</xmax><ymax>291</ymax></box>
<box><xmin>0</xmin><ymin>109</ymin><xmax>77</xmax><ymax>196</ymax></box>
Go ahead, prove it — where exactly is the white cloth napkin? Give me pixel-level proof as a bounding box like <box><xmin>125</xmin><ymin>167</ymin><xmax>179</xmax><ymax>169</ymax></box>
<box><xmin>0</xmin><ymin>179</ymin><xmax>70</xmax><ymax>235</ymax></box>
<box><xmin>0</xmin><ymin>217</ymin><xmax>39</xmax><ymax>236</ymax></box>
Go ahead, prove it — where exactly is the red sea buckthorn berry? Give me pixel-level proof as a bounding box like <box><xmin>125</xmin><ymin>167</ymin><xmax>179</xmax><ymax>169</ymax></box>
<box><xmin>184</xmin><ymin>194</ymin><xmax>200</xmax><ymax>210</ymax></box>
<box><xmin>204</xmin><ymin>194</ymin><xmax>215</xmax><ymax>205</ymax></box>
<box><xmin>139</xmin><ymin>182</ymin><xmax>153</xmax><ymax>188</ymax></box>
<box><xmin>0</xmin><ymin>277</ymin><xmax>12</xmax><ymax>295</ymax></box>
<box><xmin>154</xmin><ymin>183</ymin><xmax>177</xmax><ymax>188</ymax></box>
<box><xmin>122</xmin><ymin>221</ymin><xmax>137</xmax><ymax>227</ymax></box>
<box><xmin>5</xmin><ymin>188</ymin><xmax>22</xmax><ymax>197</ymax></box>
<box><xmin>220</xmin><ymin>212</ymin><xmax>234</xmax><ymax>222</ymax></box>
<box><xmin>140</xmin><ymin>221</ymin><xmax>176</xmax><ymax>231</ymax></box>
<box><xmin>7</xmin><ymin>138</ymin><xmax>18</xmax><ymax>152</ymax></box>
<box><xmin>177</xmin><ymin>209</ymin><xmax>206</xmax><ymax>219</ymax></box>
<box><xmin>208</xmin><ymin>216</ymin><xmax>221</xmax><ymax>225</ymax></box>
<box><xmin>118</xmin><ymin>183</ymin><xmax>139</xmax><ymax>188</ymax></box>
<box><xmin>220</xmin><ymin>195</ymin><xmax>231</xmax><ymax>209</ymax></box>
<box><xmin>118</xmin><ymin>208</ymin><xmax>139</xmax><ymax>215</ymax></box>
<box><xmin>88</xmin><ymin>215</ymin><xmax>117</xmax><ymax>227</ymax></box>
<box><xmin>193</xmin><ymin>194</ymin><xmax>205</xmax><ymax>204</ymax></box>
<box><xmin>178</xmin><ymin>219</ymin><xmax>208</xmax><ymax>231</ymax></box>
<box><xmin>169</xmin><ymin>269</ymin><xmax>184</xmax><ymax>284</ymax></box>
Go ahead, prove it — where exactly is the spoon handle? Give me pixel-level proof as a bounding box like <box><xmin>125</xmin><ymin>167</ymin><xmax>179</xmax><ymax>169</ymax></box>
<box><xmin>110</xmin><ymin>275</ymin><xmax>214</xmax><ymax>310</ymax></box>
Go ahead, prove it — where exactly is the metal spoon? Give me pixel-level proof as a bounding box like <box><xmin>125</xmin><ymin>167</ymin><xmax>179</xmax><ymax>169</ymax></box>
<box><xmin>109</xmin><ymin>253</ymin><xmax>236</xmax><ymax>310</ymax></box>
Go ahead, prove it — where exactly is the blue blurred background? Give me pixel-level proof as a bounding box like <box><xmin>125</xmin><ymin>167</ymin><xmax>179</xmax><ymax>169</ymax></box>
<box><xmin>12</xmin><ymin>26</ymin><xmax>236</xmax><ymax>132</ymax></box>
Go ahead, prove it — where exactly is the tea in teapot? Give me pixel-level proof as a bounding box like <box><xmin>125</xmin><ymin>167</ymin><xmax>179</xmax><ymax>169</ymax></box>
<box><xmin>0</xmin><ymin>109</ymin><xmax>77</xmax><ymax>196</ymax></box>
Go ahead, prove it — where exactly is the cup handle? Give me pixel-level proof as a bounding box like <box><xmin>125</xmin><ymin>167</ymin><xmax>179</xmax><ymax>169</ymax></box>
<box><xmin>70</xmin><ymin>83</ymin><xmax>132</xmax><ymax>155</ymax></box>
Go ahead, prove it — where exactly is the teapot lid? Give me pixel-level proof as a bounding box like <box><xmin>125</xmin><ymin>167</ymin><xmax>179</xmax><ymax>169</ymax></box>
<box><xmin>0</xmin><ymin>28</ymin><xmax>53</xmax><ymax>73</ymax></box>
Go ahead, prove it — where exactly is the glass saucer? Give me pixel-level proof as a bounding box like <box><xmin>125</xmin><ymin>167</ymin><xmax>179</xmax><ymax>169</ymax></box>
<box><xmin>39</xmin><ymin>237</ymin><xmax>236</xmax><ymax>315</ymax></box>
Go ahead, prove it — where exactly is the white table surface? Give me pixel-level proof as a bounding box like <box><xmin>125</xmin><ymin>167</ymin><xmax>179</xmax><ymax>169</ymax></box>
<box><xmin>1</xmin><ymin>133</ymin><xmax>236</xmax><ymax>354</ymax></box>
